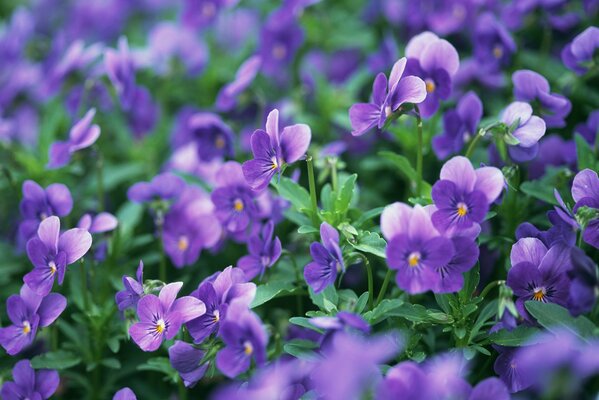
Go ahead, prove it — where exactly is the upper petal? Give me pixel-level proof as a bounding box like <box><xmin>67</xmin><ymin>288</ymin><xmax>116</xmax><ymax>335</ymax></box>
<box><xmin>572</xmin><ymin>169</ymin><xmax>599</xmax><ymax>203</ymax></box>
<box><xmin>512</xmin><ymin>115</ymin><xmax>546</xmax><ymax>147</ymax></box>
<box><xmin>58</xmin><ymin>228</ymin><xmax>92</xmax><ymax>264</ymax></box>
<box><xmin>474</xmin><ymin>166</ymin><xmax>504</xmax><ymax>204</ymax></box>
<box><xmin>381</xmin><ymin>202</ymin><xmax>412</xmax><ymax>240</ymax></box>
<box><xmin>159</xmin><ymin>282</ymin><xmax>183</xmax><ymax>311</ymax></box>
<box><xmin>510</xmin><ymin>237</ymin><xmax>547</xmax><ymax>268</ymax></box>
<box><xmin>440</xmin><ymin>156</ymin><xmax>476</xmax><ymax>193</ymax></box>
<box><xmin>280</xmin><ymin>123</ymin><xmax>311</xmax><ymax>164</ymax></box>
<box><xmin>37</xmin><ymin>216</ymin><xmax>60</xmax><ymax>254</ymax></box>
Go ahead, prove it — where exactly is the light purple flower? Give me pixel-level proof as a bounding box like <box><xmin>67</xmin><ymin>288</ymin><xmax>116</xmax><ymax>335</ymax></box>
<box><xmin>1</xmin><ymin>359</ymin><xmax>59</xmax><ymax>400</ymax></box>
<box><xmin>500</xmin><ymin>101</ymin><xmax>547</xmax><ymax>162</ymax></box>
<box><xmin>242</xmin><ymin>109</ymin><xmax>311</xmax><ymax>191</ymax></box>
<box><xmin>216</xmin><ymin>55</ymin><xmax>262</xmax><ymax>112</ymax></box>
<box><xmin>24</xmin><ymin>216</ymin><xmax>92</xmax><ymax>296</ymax></box>
<box><xmin>104</xmin><ymin>37</ymin><xmax>136</xmax><ymax>107</ymax></box>
<box><xmin>169</xmin><ymin>340</ymin><xmax>208</xmax><ymax>387</ymax></box>
<box><xmin>258</xmin><ymin>10</ymin><xmax>304</xmax><ymax>77</ymax></box>
<box><xmin>181</xmin><ymin>0</ymin><xmax>231</xmax><ymax>29</ymax></box>
<box><xmin>562</xmin><ymin>26</ymin><xmax>599</xmax><ymax>75</ymax></box>
<box><xmin>304</xmin><ymin>222</ymin><xmax>345</xmax><ymax>294</ymax></box>
<box><xmin>474</xmin><ymin>12</ymin><xmax>516</xmax><ymax>70</ymax></box>
<box><xmin>47</xmin><ymin>108</ymin><xmax>101</xmax><ymax>169</ymax></box>
<box><xmin>129</xmin><ymin>282</ymin><xmax>206</xmax><ymax>352</ymax></box>
<box><xmin>571</xmin><ymin>169</ymin><xmax>599</xmax><ymax>249</ymax></box>
<box><xmin>575</xmin><ymin>110</ymin><xmax>599</xmax><ymax>145</ymax></box>
<box><xmin>113</xmin><ymin>387</ymin><xmax>137</xmax><ymax>400</ymax></box>
<box><xmin>127</xmin><ymin>172</ymin><xmax>185</xmax><ymax>203</ymax></box>
<box><xmin>146</xmin><ymin>23</ymin><xmax>208</xmax><ymax>76</ymax></box>
<box><xmin>404</xmin><ymin>31</ymin><xmax>460</xmax><ymax>117</ymax></box>
<box><xmin>115</xmin><ymin>261</ymin><xmax>145</xmax><ymax>312</ymax></box>
<box><xmin>0</xmin><ymin>284</ymin><xmax>66</xmax><ymax>355</ymax></box>
<box><xmin>237</xmin><ymin>220</ymin><xmax>282</xmax><ymax>280</ymax></box>
<box><xmin>78</xmin><ymin>212</ymin><xmax>118</xmax><ymax>234</ymax></box>
<box><xmin>349</xmin><ymin>57</ymin><xmax>426</xmax><ymax>136</ymax></box>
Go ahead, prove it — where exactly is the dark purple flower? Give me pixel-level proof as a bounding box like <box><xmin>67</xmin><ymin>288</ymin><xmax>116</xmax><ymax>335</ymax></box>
<box><xmin>303</xmin><ymin>222</ymin><xmax>345</xmax><ymax>294</ymax></box>
<box><xmin>24</xmin><ymin>216</ymin><xmax>92</xmax><ymax>296</ymax></box>
<box><xmin>494</xmin><ymin>347</ymin><xmax>532</xmax><ymax>393</ymax></box>
<box><xmin>0</xmin><ymin>284</ymin><xmax>66</xmax><ymax>356</ymax></box>
<box><xmin>168</xmin><ymin>340</ymin><xmax>208</xmax><ymax>388</ymax></box>
<box><xmin>367</xmin><ymin>34</ymin><xmax>398</xmax><ymax>75</ymax></box>
<box><xmin>469</xmin><ymin>377</ymin><xmax>510</xmax><ymax>400</ymax></box>
<box><xmin>562</xmin><ymin>26</ymin><xmax>599</xmax><ymax>75</ymax></box>
<box><xmin>571</xmin><ymin>169</ymin><xmax>599</xmax><ymax>249</ymax></box>
<box><xmin>431</xmin><ymin>156</ymin><xmax>504</xmax><ymax>232</ymax></box>
<box><xmin>242</xmin><ymin>109</ymin><xmax>311</xmax><ymax>191</ymax></box>
<box><xmin>528</xmin><ymin>135</ymin><xmax>576</xmax><ymax>180</ymax></box>
<box><xmin>129</xmin><ymin>282</ymin><xmax>205</xmax><ymax>352</ymax></box>
<box><xmin>215</xmin><ymin>300</ymin><xmax>268</xmax><ymax>378</ymax></box>
<box><xmin>104</xmin><ymin>37</ymin><xmax>136</xmax><ymax>107</ymax></box>
<box><xmin>507</xmin><ymin>238</ymin><xmax>572</xmax><ymax>320</ymax></box>
<box><xmin>237</xmin><ymin>220</ymin><xmax>282</xmax><ymax>280</ymax></box>
<box><xmin>381</xmin><ymin>203</ymin><xmax>454</xmax><ymax>294</ymax></box>
<box><xmin>0</xmin><ymin>359</ymin><xmax>59</xmax><ymax>400</ymax></box>
<box><xmin>310</xmin><ymin>311</ymin><xmax>370</xmax><ymax>349</ymax></box>
<box><xmin>575</xmin><ymin>110</ymin><xmax>599</xmax><ymax>145</ymax></box>
<box><xmin>187</xmin><ymin>266</ymin><xmax>256</xmax><ymax>343</ymax></box>
<box><xmin>512</xmin><ymin>70</ymin><xmax>571</xmax><ymax>128</ymax></box>
<box><xmin>115</xmin><ymin>261</ymin><xmax>145</xmax><ymax>312</ymax></box>
<box><xmin>126</xmin><ymin>86</ymin><xmax>158</xmax><ymax>138</ymax></box>
<box><xmin>516</xmin><ymin>211</ymin><xmax>576</xmax><ymax>248</ymax></box>
<box><xmin>181</xmin><ymin>0</ymin><xmax>230</xmax><ymax>29</ymax></box>
<box><xmin>78</xmin><ymin>212</ymin><xmax>118</xmax><ymax>234</ymax></box>
<box><xmin>349</xmin><ymin>57</ymin><xmax>426</xmax><ymax>136</ymax></box>
<box><xmin>377</xmin><ymin>361</ymin><xmax>429</xmax><ymax>399</ymax></box>
<box><xmin>113</xmin><ymin>387</ymin><xmax>137</xmax><ymax>400</ymax></box>
<box><xmin>216</xmin><ymin>56</ymin><xmax>262</xmax><ymax>112</ymax></box>
<box><xmin>500</xmin><ymin>101</ymin><xmax>546</xmax><ymax>162</ymax></box>
<box><xmin>19</xmin><ymin>180</ymin><xmax>73</xmax><ymax>243</ymax></box>
<box><xmin>567</xmin><ymin>247</ymin><xmax>598</xmax><ymax>315</ymax></box>
<box><xmin>127</xmin><ymin>172</ymin><xmax>185</xmax><ymax>203</ymax></box>
<box><xmin>258</xmin><ymin>11</ymin><xmax>304</xmax><ymax>77</ymax></box>
<box><xmin>212</xmin><ymin>161</ymin><xmax>261</xmax><ymax>234</ymax></box>
<box><xmin>474</xmin><ymin>13</ymin><xmax>516</xmax><ymax>70</ymax></box>
<box><xmin>404</xmin><ymin>31</ymin><xmax>460</xmax><ymax>118</ymax></box>
<box><xmin>171</xmin><ymin>112</ymin><xmax>235</xmax><ymax>160</ymax></box>
<box><xmin>433</xmin><ymin>91</ymin><xmax>482</xmax><ymax>159</ymax></box>
<box><xmin>47</xmin><ymin>108</ymin><xmax>100</xmax><ymax>169</ymax></box>
<box><xmin>454</xmin><ymin>58</ymin><xmax>506</xmax><ymax>90</ymax></box>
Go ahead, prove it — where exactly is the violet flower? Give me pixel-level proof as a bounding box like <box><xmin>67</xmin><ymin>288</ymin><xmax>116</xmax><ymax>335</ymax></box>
<box><xmin>404</xmin><ymin>31</ymin><xmax>460</xmax><ymax>118</ymax></box>
<box><xmin>512</xmin><ymin>70</ymin><xmax>571</xmax><ymax>128</ymax></box>
<box><xmin>129</xmin><ymin>282</ymin><xmax>206</xmax><ymax>352</ymax></box>
<box><xmin>433</xmin><ymin>91</ymin><xmax>482</xmax><ymax>159</ymax></box>
<box><xmin>237</xmin><ymin>220</ymin><xmax>282</xmax><ymax>280</ymax></box>
<box><xmin>24</xmin><ymin>216</ymin><xmax>92</xmax><ymax>296</ymax></box>
<box><xmin>115</xmin><ymin>261</ymin><xmax>145</xmax><ymax>312</ymax></box>
<box><xmin>500</xmin><ymin>101</ymin><xmax>547</xmax><ymax>162</ymax></box>
<box><xmin>474</xmin><ymin>13</ymin><xmax>516</xmax><ymax>70</ymax></box>
<box><xmin>562</xmin><ymin>26</ymin><xmax>599</xmax><ymax>75</ymax></box>
<box><xmin>216</xmin><ymin>55</ymin><xmax>262</xmax><ymax>112</ymax></box>
<box><xmin>506</xmin><ymin>238</ymin><xmax>572</xmax><ymax>320</ymax></box>
<box><xmin>349</xmin><ymin>57</ymin><xmax>426</xmax><ymax>136</ymax></box>
<box><xmin>215</xmin><ymin>300</ymin><xmax>268</xmax><ymax>378</ymax></box>
<box><xmin>18</xmin><ymin>180</ymin><xmax>73</xmax><ymax>243</ymax></box>
<box><xmin>377</xmin><ymin>361</ymin><xmax>430</xmax><ymax>399</ymax></box>
<box><xmin>104</xmin><ymin>37</ymin><xmax>136</xmax><ymax>107</ymax></box>
<box><xmin>47</xmin><ymin>108</ymin><xmax>101</xmax><ymax>169</ymax></box>
<box><xmin>528</xmin><ymin>135</ymin><xmax>577</xmax><ymax>180</ymax></box>
<box><xmin>168</xmin><ymin>340</ymin><xmax>208</xmax><ymax>388</ymax></box>
<box><xmin>181</xmin><ymin>0</ymin><xmax>228</xmax><ymax>29</ymax></box>
<box><xmin>431</xmin><ymin>156</ymin><xmax>504</xmax><ymax>232</ymax></box>
<box><xmin>212</xmin><ymin>161</ymin><xmax>261</xmax><ymax>234</ymax></box>
<box><xmin>242</xmin><ymin>109</ymin><xmax>311</xmax><ymax>191</ymax></box>
<box><xmin>0</xmin><ymin>284</ymin><xmax>66</xmax><ymax>355</ymax></box>
<box><xmin>258</xmin><ymin>10</ymin><xmax>304</xmax><ymax>77</ymax></box>
<box><xmin>113</xmin><ymin>387</ymin><xmax>137</xmax><ymax>400</ymax></box>
<box><xmin>77</xmin><ymin>212</ymin><xmax>118</xmax><ymax>234</ymax></box>
<box><xmin>303</xmin><ymin>222</ymin><xmax>345</xmax><ymax>294</ymax></box>
<box><xmin>0</xmin><ymin>359</ymin><xmax>59</xmax><ymax>400</ymax></box>
<box><xmin>381</xmin><ymin>203</ymin><xmax>454</xmax><ymax>294</ymax></box>
<box><xmin>567</xmin><ymin>247</ymin><xmax>598</xmax><ymax>316</ymax></box>
<box><xmin>575</xmin><ymin>110</ymin><xmax>599</xmax><ymax>146</ymax></box>
<box><xmin>171</xmin><ymin>112</ymin><xmax>234</xmax><ymax>161</ymax></box>
<box><xmin>187</xmin><ymin>266</ymin><xmax>256</xmax><ymax>343</ymax></box>
<box><xmin>127</xmin><ymin>172</ymin><xmax>185</xmax><ymax>203</ymax></box>
<box><xmin>571</xmin><ymin>169</ymin><xmax>599</xmax><ymax>249</ymax></box>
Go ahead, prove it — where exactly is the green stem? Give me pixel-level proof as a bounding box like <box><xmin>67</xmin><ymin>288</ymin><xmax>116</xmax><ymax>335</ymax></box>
<box><xmin>330</xmin><ymin>158</ymin><xmax>338</xmax><ymax>193</ymax></box>
<box><xmin>81</xmin><ymin>259</ymin><xmax>89</xmax><ymax>310</ymax></box>
<box><xmin>414</xmin><ymin>107</ymin><xmax>423</xmax><ymax>196</ymax></box>
<box><xmin>376</xmin><ymin>269</ymin><xmax>393</xmax><ymax>306</ymax></box>
<box><xmin>465</xmin><ymin>131</ymin><xmax>483</xmax><ymax>158</ymax></box>
<box><xmin>178</xmin><ymin>379</ymin><xmax>188</xmax><ymax>400</ymax></box>
<box><xmin>479</xmin><ymin>280</ymin><xmax>505</xmax><ymax>299</ymax></box>
<box><xmin>156</xmin><ymin>210</ymin><xmax>167</xmax><ymax>282</ymax></box>
<box><xmin>96</xmin><ymin>150</ymin><xmax>105</xmax><ymax>211</ymax></box>
<box><xmin>306</xmin><ymin>155</ymin><xmax>320</xmax><ymax>227</ymax></box>
<box><xmin>283</xmin><ymin>250</ymin><xmax>305</xmax><ymax>315</ymax></box>
<box><xmin>365</xmin><ymin>258</ymin><xmax>374</xmax><ymax>310</ymax></box>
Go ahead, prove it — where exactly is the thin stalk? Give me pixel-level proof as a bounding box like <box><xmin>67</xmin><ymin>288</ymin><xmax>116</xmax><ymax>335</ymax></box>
<box><xmin>414</xmin><ymin>107</ymin><xmax>423</xmax><ymax>196</ymax></box>
<box><xmin>96</xmin><ymin>150</ymin><xmax>105</xmax><ymax>211</ymax></box>
<box><xmin>306</xmin><ymin>155</ymin><xmax>320</xmax><ymax>227</ymax></box>
<box><xmin>283</xmin><ymin>250</ymin><xmax>305</xmax><ymax>315</ymax></box>
<box><xmin>365</xmin><ymin>258</ymin><xmax>374</xmax><ymax>310</ymax></box>
<box><xmin>80</xmin><ymin>259</ymin><xmax>89</xmax><ymax>309</ymax></box>
<box><xmin>178</xmin><ymin>379</ymin><xmax>188</xmax><ymax>400</ymax></box>
<box><xmin>330</xmin><ymin>158</ymin><xmax>338</xmax><ymax>193</ymax></box>
<box><xmin>465</xmin><ymin>132</ymin><xmax>483</xmax><ymax>158</ymax></box>
<box><xmin>479</xmin><ymin>280</ymin><xmax>505</xmax><ymax>299</ymax></box>
<box><xmin>376</xmin><ymin>269</ymin><xmax>393</xmax><ymax>306</ymax></box>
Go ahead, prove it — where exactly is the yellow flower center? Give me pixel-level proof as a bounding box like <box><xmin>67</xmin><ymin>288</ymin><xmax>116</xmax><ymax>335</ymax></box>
<box><xmin>243</xmin><ymin>341</ymin><xmax>254</xmax><ymax>356</ymax></box>
<box><xmin>408</xmin><ymin>252</ymin><xmax>421</xmax><ymax>268</ymax></box>
<box><xmin>271</xmin><ymin>156</ymin><xmax>279</xmax><ymax>171</ymax></box>
<box><xmin>532</xmin><ymin>288</ymin><xmax>546</xmax><ymax>301</ymax></box>
<box><xmin>155</xmin><ymin>319</ymin><xmax>166</xmax><ymax>334</ymax></box>
<box><xmin>22</xmin><ymin>321</ymin><xmax>31</xmax><ymax>334</ymax></box>
<box><xmin>48</xmin><ymin>261</ymin><xmax>57</xmax><ymax>275</ymax></box>
<box><xmin>493</xmin><ymin>45</ymin><xmax>503</xmax><ymax>59</ymax></box>
<box><xmin>425</xmin><ymin>79</ymin><xmax>436</xmax><ymax>93</ymax></box>
<box><xmin>213</xmin><ymin>310</ymin><xmax>220</xmax><ymax>323</ymax></box>
<box><xmin>178</xmin><ymin>236</ymin><xmax>189</xmax><ymax>251</ymax></box>
<box><xmin>215</xmin><ymin>135</ymin><xmax>225</xmax><ymax>149</ymax></box>
<box><xmin>456</xmin><ymin>202</ymin><xmax>468</xmax><ymax>217</ymax></box>
<box><xmin>233</xmin><ymin>198</ymin><xmax>244</xmax><ymax>212</ymax></box>
<box><xmin>385</xmin><ymin>105</ymin><xmax>393</xmax><ymax>117</ymax></box>
<box><xmin>40</xmin><ymin>212</ymin><xmax>48</xmax><ymax>220</ymax></box>
<box><xmin>272</xmin><ymin>44</ymin><xmax>286</xmax><ymax>60</ymax></box>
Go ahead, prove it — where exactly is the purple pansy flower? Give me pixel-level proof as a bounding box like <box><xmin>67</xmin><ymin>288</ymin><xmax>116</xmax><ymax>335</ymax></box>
<box><xmin>0</xmin><ymin>284</ymin><xmax>66</xmax><ymax>355</ymax></box>
<box><xmin>18</xmin><ymin>180</ymin><xmax>73</xmax><ymax>243</ymax></box>
<box><xmin>47</xmin><ymin>108</ymin><xmax>100</xmax><ymax>169</ymax></box>
<box><xmin>404</xmin><ymin>31</ymin><xmax>460</xmax><ymax>118</ymax></box>
<box><xmin>78</xmin><ymin>212</ymin><xmax>118</xmax><ymax>234</ymax></box>
<box><xmin>381</xmin><ymin>203</ymin><xmax>455</xmax><ymax>294</ymax></box>
<box><xmin>187</xmin><ymin>266</ymin><xmax>256</xmax><ymax>343</ymax></box>
<box><xmin>215</xmin><ymin>300</ymin><xmax>268</xmax><ymax>378</ymax></box>
<box><xmin>506</xmin><ymin>238</ymin><xmax>572</xmax><ymax>320</ymax></box>
<box><xmin>303</xmin><ymin>222</ymin><xmax>345</xmax><ymax>294</ymax></box>
<box><xmin>528</xmin><ymin>135</ymin><xmax>577</xmax><ymax>180</ymax></box>
<box><xmin>104</xmin><ymin>37</ymin><xmax>136</xmax><ymax>107</ymax></box>
<box><xmin>349</xmin><ymin>57</ymin><xmax>426</xmax><ymax>136</ymax></box>
<box><xmin>575</xmin><ymin>110</ymin><xmax>599</xmax><ymax>146</ymax></box>
<box><xmin>171</xmin><ymin>112</ymin><xmax>235</xmax><ymax>161</ymax></box>
<box><xmin>216</xmin><ymin>55</ymin><xmax>262</xmax><ymax>112</ymax></box>
<box><xmin>115</xmin><ymin>261</ymin><xmax>145</xmax><ymax>312</ymax></box>
<box><xmin>168</xmin><ymin>340</ymin><xmax>208</xmax><ymax>388</ymax></box>
<box><xmin>242</xmin><ymin>109</ymin><xmax>311</xmax><ymax>191</ymax></box>
<box><xmin>433</xmin><ymin>91</ymin><xmax>482</xmax><ymax>159</ymax></box>
<box><xmin>181</xmin><ymin>0</ymin><xmax>230</xmax><ymax>29</ymax></box>
<box><xmin>562</xmin><ymin>26</ymin><xmax>599</xmax><ymax>75</ymax></box>
<box><xmin>474</xmin><ymin>12</ymin><xmax>516</xmax><ymax>70</ymax></box>
<box><xmin>516</xmin><ymin>210</ymin><xmax>576</xmax><ymax>248</ymax></box>
<box><xmin>237</xmin><ymin>220</ymin><xmax>282</xmax><ymax>280</ymax></box>
<box><xmin>212</xmin><ymin>161</ymin><xmax>261</xmax><ymax>234</ymax></box>
<box><xmin>310</xmin><ymin>311</ymin><xmax>370</xmax><ymax>349</ymax></box>
<box><xmin>571</xmin><ymin>169</ymin><xmax>599</xmax><ymax>249</ymax></box>
<box><xmin>377</xmin><ymin>361</ymin><xmax>430</xmax><ymax>399</ymax></box>
<box><xmin>113</xmin><ymin>387</ymin><xmax>137</xmax><ymax>400</ymax></box>
<box><xmin>567</xmin><ymin>247</ymin><xmax>598</xmax><ymax>316</ymax></box>
<box><xmin>431</xmin><ymin>156</ymin><xmax>504</xmax><ymax>232</ymax></box>
<box><xmin>129</xmin><ymin>282</ymin><xmax>206</xmax><ymax>352</ymax></box>
<box><xmin>258</xmin><ymin>10</ymin><xmax>304</xmax><ymax>77</ymax></box>
<box><xmin>500</xmin><ymin>101</ymin><xmax>547</xmax><ymax>162</ymax></box>
<box><xmin>0</xmin><ymin>359</ymin><xmax>59</xmax><ymax>400</ymax></box>
<box><xmin>24</xmin><ymin>216</ymin><xmax>92</xmax><ymax>296</ymax></box>
<box><xmin>512</xmin><ymin>70</ymin><xmax>571</xmax><ymax>128</ymax></box>
<box><xmin>127</xmin><ymin>172</ymin><xmax>186</xmax><ymax>203</ymax></box>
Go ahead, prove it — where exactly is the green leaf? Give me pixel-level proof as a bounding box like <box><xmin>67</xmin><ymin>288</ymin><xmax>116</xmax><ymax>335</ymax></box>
<box><xmin>354</xmin><ymin>292</ymin><xmax>370</xmax><ymax>314</ymax></box>
<box><xmin>525</xmin><ymin>301</ymin><xmax>597</xmax><ymax>340</ymax></box>
<box><xmin>289</xmin><ymin>317</ymin><xmax>323</xmax><ymax>333</ymax></box>
<box><xmin>283</xmin><ymin>339</ymin><xmax>319</xmax><ymax>360</ymax></box>
<box><xmin>275</xmin><ymin>177</ymin><xmax>312</xmax><ymax>212</ymax></box>
<box><xmin>31</xmin><ymin>351</ymin><xmax>82</xmax><ymax>370</ymax></box>
<box><xmin>575</xmin><ymin>134</ymin><xmax>597</xmax><ymax>171</ymax></box>
<box><xmin>362</xmin><ymin>299</ymin><xmax>405</xmax><ymax>324</ymax></box>
<box><xmin>488</xmin><ymin>326</ymin><xmax>543</xmax><ymax>346</ymax></box>
<box><xmin>334</xmin><ymin>173</ymin><xmax>357</xmax><ymax>214</ymax></box>
<box><xmin>519</xmin><ymin>166</ymin><xmax>572</xmax><ymax>205</ymax></box>
<box><xmin>321</xmin><ymin>183</ymin><xmax>334</xmax><ymax>212</ymax></box>
<box><xmin>137</xmin><ymin>357</ymin><xmax>178</xmax><ymax>382</ymax></box>
<box><xmin>101</xmin><ymin>358</ymin><xmax>121</xmax><ymax>369</ymax></box>
<box><xmin>349</xmin><ymin>230</ymin><xmax>387</xmax><ymax>259</ymax></box>
<box><xmin>434</xmin><ymin>293</ymin><xmax>453</xmax><ymax>314</ymax></box>
<box><xmin>309</xmin><ymin>285</ymin><xmax>338</xmax><ymax>313</ymax></box>
<box><xmin>379</xmin><ymin>151</ymin><xmax>418</xmax><ymax>181</ymax></box>
<box><xmin>251</xmin><ymin>280</ymin><xmax>296</xmax><ymax>308</ymax></box>
<box><xmin>459</xmin><ymin>264</ymin><xmax>480</xmax><ymax>303</ymax></box>
<box><xmin>298</xmin><ymin>225</ymin><xmax>319</xmax><ymax>234</ymax></box>
<box><xmin>469</xmin><ymin>300</ymin><xmax>498</xmax><ymax>342</ymax></box>
<box><xmin>354</xmin><ymin>207</ymin><xmax>385</xmax><ymax>228</ymax></box>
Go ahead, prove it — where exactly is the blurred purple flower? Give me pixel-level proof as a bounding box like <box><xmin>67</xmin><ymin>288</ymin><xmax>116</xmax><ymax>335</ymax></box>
<box><xmin>216</xmin><ymin>56</ymin><xmax>262</xmax><ymax>112</ymax></box>
<box><xmin>1</xmin><ymin>359</ymin><xmax>59</xmax><ymax>400</ymax></box>
<box><xmin>113</xmin><ymin>387</ymin><xmax>137</xmax><ymax>400</ymax></box>
<box><xmin>237</xmin><ymin>220</ymin><xmax>282</xmax><ymax>280</ymax></box>
<box><xmin>77</xmin><ymin>212</ymin><xmax>118</xmax><ymax>234</ymax></box>
<box><xmin>258</xmin><ymin>10</ymin><xmax>304</xmax><ymax>77</ymax></box>
<box><xmin>575</xmin><ymin>110</ymin><xmax>599</xmax><ymax>145</ymax></box>
<box><xmin>433</xmin><ymin>92</ymin><xmax>482</xmax><ymax>159</ymax></box>
<box><xmin>474</xmin><ymin>13</ymin><xmax>516</xmax><ymax>70</ymax></box>
<box><xmin>172</xmin><ymin>112</ymin><xmax>234</xmax><ymax>161</ymax></box>
<box><xmin>528</xmin><ymin>135</ymin><xmax>576</xmax><ymax>179</ymax></box>
<box><xmin>567</xmin><ymin>247</ymin><xmax>598</xmax><ymax>315</ymax></box>
<box><xmin>127</xmin><ymin>172</ymin><xmax>185</xmax><ymax>203</ymax></box>
<box><xmin>571</xmin><ymin>169</ymin><xmax>599</xmax><ymax>248</ymax></box>
<box><xmin>562</xmin><ymin>26</ymin><xmax>599</xmax><ymax>75</ymax></box>
<box><xmin>115</xmin><ymin>261</ymin><xmax>145</xmax><ymax>312</ymax></box>
<box><xmin>304</xmin><ymin>222</ymin><xmax>345</xmax><ymax>293</ymax></box>
<box><xmin>500</xmin><ymin>101</ymin><xmax>546</xmax><ymax>162</ymax></box>
<box><xmin>47</xmin><ymin>108</ymin><xmax>101</xmax><ymax>169</ymax></box>
<box><xmin>168</xmin><ymin>340</ymin><xmax>208</xmax><ymax>388</ymax></box>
